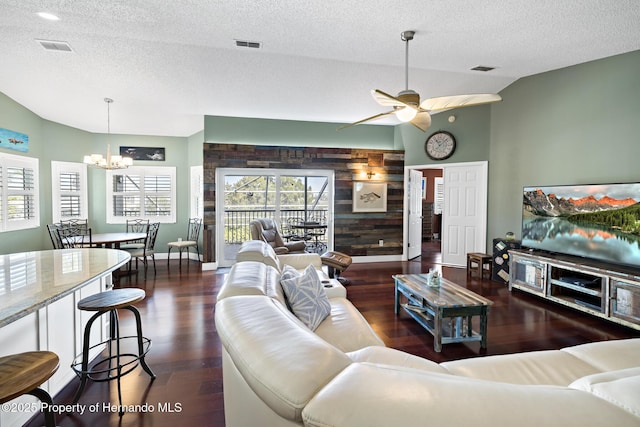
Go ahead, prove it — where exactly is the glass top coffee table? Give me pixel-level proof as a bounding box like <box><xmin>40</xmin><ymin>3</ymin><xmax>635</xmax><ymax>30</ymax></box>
<box><xmin>393</xmin><ymin>274</ymin><xmax>493</xmax><ymax>352</ymax></box>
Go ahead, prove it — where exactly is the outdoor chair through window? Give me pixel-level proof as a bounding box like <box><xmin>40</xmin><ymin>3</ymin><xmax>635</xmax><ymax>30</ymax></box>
<box><xmin>250</xmin><ymin>218</ymin><xmax>306</xmax><ymax>255</ymax></box>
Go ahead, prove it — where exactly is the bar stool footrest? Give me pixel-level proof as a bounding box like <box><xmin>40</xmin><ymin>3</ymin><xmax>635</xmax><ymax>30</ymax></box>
<box><xmin>71</xmin><ymin>336</ymin><xmax>152</xmax><ymax>382</ymax></box>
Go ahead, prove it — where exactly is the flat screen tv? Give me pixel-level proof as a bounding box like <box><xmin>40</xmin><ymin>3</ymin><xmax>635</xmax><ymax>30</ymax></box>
<box><xmin>522</xmin><ymin>182</ymin><xmax>640</xmax><ymax>271</ymax></box>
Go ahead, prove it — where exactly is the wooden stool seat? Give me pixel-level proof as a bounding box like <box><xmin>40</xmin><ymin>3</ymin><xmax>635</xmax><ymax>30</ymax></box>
<box><xmin>0</xmin><ymin>351</ymin><xmax>59</xmax><ymax>427</ymax></box>
<box><xmin>78</xmin><ymin>288</ymin><xmax>145</xmax><ymax>311</ymax></box>
<box><xmin>467</xmin><ymin>252</ymin><xmax>492</xmax><ymax>279</ymax></box>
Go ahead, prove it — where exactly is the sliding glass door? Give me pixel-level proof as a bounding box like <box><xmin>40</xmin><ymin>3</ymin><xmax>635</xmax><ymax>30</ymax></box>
<box><xmin>216</xmin><ymin>168</ymin><xmax>334</xmax><ymax>266</ymax></box>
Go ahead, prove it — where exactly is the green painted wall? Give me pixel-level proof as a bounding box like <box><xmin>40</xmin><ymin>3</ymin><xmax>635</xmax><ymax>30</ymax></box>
<box><xmin>397</xmin><ymin>104</ymin><xmax>493</xmax><ymax>166</ymax></box>
<box><xmin>0</xmin><ymin>93</ymin><xmax>46</xmax><ymax>251</ymax></box>
<box><xmin>0</xmin><ymin>92</ymin><xmax>197</xmax><ymax>255</ymax></box>
<box><xmin>488</xmin><ymin>50</ymin><xmax>640</xmax><ymax>242</ymax></box>
<box><xmin>204</xmin><ymin>116</ymin><xmax>396</xmax><ymax>149</ymax></box>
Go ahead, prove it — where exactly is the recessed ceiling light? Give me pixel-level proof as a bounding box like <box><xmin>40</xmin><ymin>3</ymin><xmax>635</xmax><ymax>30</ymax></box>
<box><xmin>37</xmin><ymin>12</ymin><xmax>60</xmax><ymax>21</ymax></box>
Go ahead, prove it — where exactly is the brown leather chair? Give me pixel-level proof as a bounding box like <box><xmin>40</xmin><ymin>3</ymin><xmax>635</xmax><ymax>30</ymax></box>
<box><xmin>250</xmin><ymin>218</ymin><xmax>306</xmax><ymax>254</ymax></box>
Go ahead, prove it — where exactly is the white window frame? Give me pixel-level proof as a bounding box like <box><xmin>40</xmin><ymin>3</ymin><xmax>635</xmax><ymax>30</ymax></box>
<box><xmin>190</xmin><ymin>165</ymin><xmax>203</xmax><ymax>219</ymax></box>
<box><xmin>106</xmin><ymin>166</ymin><xmax>176</xmax><ymax>224</ymax></box>
<box><xmin>51</xmin><ymin>161</ymin><xmax>88</xmax><ymax>223</ymax></box>
<box><xmin>0</xmin><ymin>152</ymin><xmax>40</xmax><ymax>232</ymax></box>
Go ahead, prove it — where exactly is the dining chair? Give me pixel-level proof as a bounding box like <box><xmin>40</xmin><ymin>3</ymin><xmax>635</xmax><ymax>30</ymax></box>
<box><xmin>282</xmin><ymin>217</ymin><xmax>307</xmax><ymax>243</ymax></box>
<box><xmin>167</xmin><ymin>218</ymin><xmax>202</xmax><ymax>268</ymax></box>
<box><xmin>121</xmin><ymin>219</ymin><xmax>149</xmax><ymax>250</ymax></box>
<box><xmin>46</xmin><ymin>223</ymin><xmax>64</xmax><ymax>249</ymax></box>
<box><xmin>125</xmin><ymin>222</ymin><xmax>160</xmax><ymax>277</ymax></box>
<box><xmin>59</xmin><ymin>218</ymin><xmax>89</xmax><ymax>235</ymax></box>
<box><xmin>57</xmin><ymin>225</ymin><xmax>93</xmax><ymax>248</ymax></box>
<box><xmin>306</xmin><ymin>214</ymin><xmax>327</xmax><ymax>253</ymax></box>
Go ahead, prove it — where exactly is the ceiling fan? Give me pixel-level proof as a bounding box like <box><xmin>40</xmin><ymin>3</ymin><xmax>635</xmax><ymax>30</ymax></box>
<box><xmin>339</xmin><ymin>30</ymin><xmax>502</xmax><ymax>131</ymax></box>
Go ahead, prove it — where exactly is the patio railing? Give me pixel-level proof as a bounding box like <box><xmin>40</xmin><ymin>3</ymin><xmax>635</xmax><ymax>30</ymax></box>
<box><xmin>223</xmin><ymin>209</ymin><xmax>328</xmax><ymax>248</ymax></box>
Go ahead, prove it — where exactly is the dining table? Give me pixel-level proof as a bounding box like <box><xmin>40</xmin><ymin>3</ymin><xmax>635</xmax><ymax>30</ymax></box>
<box><xmin>88</xmin><ymin>232</ymin><xmax>147</xmax><ymax>249</ymax></box>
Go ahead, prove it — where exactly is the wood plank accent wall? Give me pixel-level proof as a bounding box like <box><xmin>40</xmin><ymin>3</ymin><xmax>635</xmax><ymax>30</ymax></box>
<box><xmin>203</xmin><ymin>143</ymin><xmax>405</xmax><ymax>263</ymax></box>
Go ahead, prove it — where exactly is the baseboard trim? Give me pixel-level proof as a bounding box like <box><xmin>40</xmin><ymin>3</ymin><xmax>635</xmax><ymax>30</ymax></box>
<box><xmin>351</xmin><ymin>254</ymin><xmax>403</xmax><ymax>264</ymax></box>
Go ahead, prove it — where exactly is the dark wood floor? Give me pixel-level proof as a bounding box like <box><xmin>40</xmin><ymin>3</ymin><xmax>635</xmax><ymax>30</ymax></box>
<box><xmin>32</xmin><ymin>242</ymin><xmax>639</xmax><ymax>427</ymax></box>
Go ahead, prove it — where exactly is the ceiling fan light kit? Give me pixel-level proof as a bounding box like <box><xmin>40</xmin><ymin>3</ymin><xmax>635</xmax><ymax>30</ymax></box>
<box><xmin>339</xmin><ymin>30</ymin><xmax>502</xmax><ymax>132</ymax></box>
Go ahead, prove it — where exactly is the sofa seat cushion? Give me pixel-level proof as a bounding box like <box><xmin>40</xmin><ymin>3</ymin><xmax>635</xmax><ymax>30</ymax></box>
<box><xmin>441</xmin><ymin>349</ymin><xmax>601</xmax><ymax>386</ymax></box>
<box><xmin>215</xmin><ymin>295</ymin><xmax>352</xmax><ymax>422</ymax></box>
<box><xmin>302</xmin><ymin>363</ymin><xmax>640</xmax><ymax>427</ymax></box>
<box><xmin>314</xmin><ymin>298</ymin><xmax>385</xmax><ymax>352</ymax></box>
<box><xmin>280</xmin><ymin>264</ymin><xmax>331</xmax><ymax>331</ymax></box>
<box><xmin>562</xmin><ymin>338</ymin><xmax>640</xmax><ymax>372</ymax></box>
<box><xmin>216</xmin><ymin>261</ymin><xmax>287</xmax><ymax>306</ymax></box>
<box><xmin>569</xmin><ymin>367</ymin><xmax>640</xmax><ymax>417</ymax></box>
<box><xmin>347</xmin><ymin>346</ymin><xmax>447</xmax><ymax>374</ymax></box>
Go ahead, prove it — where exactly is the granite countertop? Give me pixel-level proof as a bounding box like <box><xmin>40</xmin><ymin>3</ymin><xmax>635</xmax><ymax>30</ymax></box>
<box><xmin>0</xmin><ymin>249</ymin><xmax>130</xmax><ymax>328</ymax></box>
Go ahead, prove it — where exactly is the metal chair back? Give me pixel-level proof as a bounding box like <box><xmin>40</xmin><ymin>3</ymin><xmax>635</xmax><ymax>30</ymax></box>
<box><xmin>59</xmin><ymin>218</ymin><xmax>89</xmax><ymax>235</ymax></box>
<box><xmin>186</xmin><ymin>218</ymin><xmax>202</xmax><ymax>242</ymax></box>
<box><xmin>146</xmin><ymin>222</ymin><xmax>160</xmax><ymax>251</ymax></box>
<box><xmin>126</xmin><ymin>219</ymin><xmax>149</xmax><ymax>233</ymax></box>
<box><xmin>47</xmin><ymin>224</ymin><xmax>64</xmax><ymax>249</ymax></box>
<box><xmin>57</xmin><ymin>226</ymin><xmax>92</xmax><ymax>248</ymax></box>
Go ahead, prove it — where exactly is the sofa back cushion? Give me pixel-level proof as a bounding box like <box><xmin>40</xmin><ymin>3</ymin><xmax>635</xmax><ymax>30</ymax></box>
<box><xmin>217</xmin><ymin>261</ymin><xmax>287</xmax><ymax>306</ymax></box>
<box><xmin>235</xmin><ymin>240</ymin><xmax>282</xmax><ymax>271</ymax></box>
<box><xmin>569</xmin><ymin>367</ymin><xmax>640</xmax><ymax>417</ymax></box>
<box><xmin>215</xmin><ymin>295</ymin><xmax>352</xmax><ymax>422</ymax></box>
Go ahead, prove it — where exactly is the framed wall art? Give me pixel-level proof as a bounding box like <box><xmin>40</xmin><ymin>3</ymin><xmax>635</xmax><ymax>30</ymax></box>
<box><xmin>353</xmin><ymin>181</ymin><xmax>387</xmax><ymax>213</ymax></box>
<box><xmin>0</xmin><ymin>128</ymin><xmax>29</xmax><ymax>152</ymax></box>
<box><xmin>120</xmin><ymin>146</ymin><xmax>165</xmax><ymax>161</ymax></box>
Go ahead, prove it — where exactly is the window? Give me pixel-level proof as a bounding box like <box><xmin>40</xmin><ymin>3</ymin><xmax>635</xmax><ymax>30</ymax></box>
<box><xmin>0</xmin><ymin>152</ymin><xmax>39</xmax><ymax>232</ymax></box>
<box><xmin>106</xmin><ymin>166</ymin><xmax>176</xmax><ymax>223</ymax></box>
<box><xmin>51</xmin><ymin>161</ymin><xmax>88</xmax><ymax>223</ymax></box>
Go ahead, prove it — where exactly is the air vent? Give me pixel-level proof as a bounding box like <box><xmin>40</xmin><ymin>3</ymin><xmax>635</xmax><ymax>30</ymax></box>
<box><xmin>36</xmin><ymin>39</ymin><xmax>73</xmax><ymax>52</ymax></box>
<box><xmin>235</xmin><ymin>40</ymin><xmax>261</xmax><ymax>49</ymax></box>
<box><xmin>470</xmin><ymin>65</ymin><xmax>495</xmax><ymax>72</ymax></box>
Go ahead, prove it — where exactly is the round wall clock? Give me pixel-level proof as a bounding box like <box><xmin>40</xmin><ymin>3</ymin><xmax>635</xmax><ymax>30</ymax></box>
<box><xmin>425</xmin><ymin>131</ymin><xmax>456</xmax><ymax>160</ymax></box>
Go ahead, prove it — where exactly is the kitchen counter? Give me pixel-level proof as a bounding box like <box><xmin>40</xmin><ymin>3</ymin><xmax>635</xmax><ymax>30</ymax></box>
<box><xmin>0</xmin><ymin>249</ymin><xmax>130</xmax><ymax>328</ymax></box>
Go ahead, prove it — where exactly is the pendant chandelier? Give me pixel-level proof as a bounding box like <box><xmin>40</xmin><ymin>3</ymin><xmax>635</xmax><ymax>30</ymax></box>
<box><xmin>83</xmin><ymin>98</ymin><xmax>133</xmax><ymax>169</ymax></box>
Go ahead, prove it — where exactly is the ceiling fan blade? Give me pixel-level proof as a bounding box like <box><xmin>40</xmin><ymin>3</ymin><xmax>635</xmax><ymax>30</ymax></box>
<box><xmin>371</xmin><ymin>89</ymin><xmax>409</xmax><ymax>107</ymax></box>
<box><xmin>420</xmin><ymin>94</ymin><xmax>502</xmax><ymax>111</ymax></box>
<box><xmin>410</xmin><ymin>111</ymin><xmax>432</xmax><ymax>132</ymax></box>
<box><xmin>337</xmin><ymin>110</ymin><xmax>396</xmax><ymax>131</ymax></box>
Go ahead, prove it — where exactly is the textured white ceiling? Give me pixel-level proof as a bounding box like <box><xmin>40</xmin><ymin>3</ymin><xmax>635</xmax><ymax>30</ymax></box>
<box><xmin>1</xmin><ymin>0</ymin><xmax>639</xmax><ymax>136</ymax></box>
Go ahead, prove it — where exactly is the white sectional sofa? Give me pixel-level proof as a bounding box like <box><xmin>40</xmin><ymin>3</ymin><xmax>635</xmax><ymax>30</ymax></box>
<box><xmin>215</xmin><ymin>241</ymin><xmax>640</xmax><ymax>427</ymax></box>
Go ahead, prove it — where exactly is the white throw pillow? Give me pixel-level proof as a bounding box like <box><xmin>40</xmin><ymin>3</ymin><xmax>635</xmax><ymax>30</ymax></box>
<box><xmin>280</xmin><ymin>264</ymin><xmax>331</xmax><ymax>331</ymax></box>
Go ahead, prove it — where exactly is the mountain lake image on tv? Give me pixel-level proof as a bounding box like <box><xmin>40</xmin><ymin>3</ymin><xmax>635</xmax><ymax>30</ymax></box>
<box><xmin>522</xmin><ymin>182</ymin><xmax>640</xmax><ymax>270</ymax></box>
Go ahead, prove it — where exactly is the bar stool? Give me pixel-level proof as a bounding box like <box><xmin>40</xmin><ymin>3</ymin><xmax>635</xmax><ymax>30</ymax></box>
<box><xmin>71</xmin><ymin>288</ymin><xmax>155</xmax><ymax>415</ymax></box>
<box><xmin>0</xmin><ymin>351</ymin><xmax>59</xmax><ymax>427</ymax></box>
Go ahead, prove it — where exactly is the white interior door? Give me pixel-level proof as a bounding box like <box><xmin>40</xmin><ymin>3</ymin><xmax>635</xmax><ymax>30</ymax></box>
<box><xmin>441</xmin><ymin>162</ymin><xmax>488</xmax><ymax>267</ymax></box>
<box><xmin>408</xmin><ymin>169</ymin><xmax>423</xmax><ymax>259</ymax></box>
